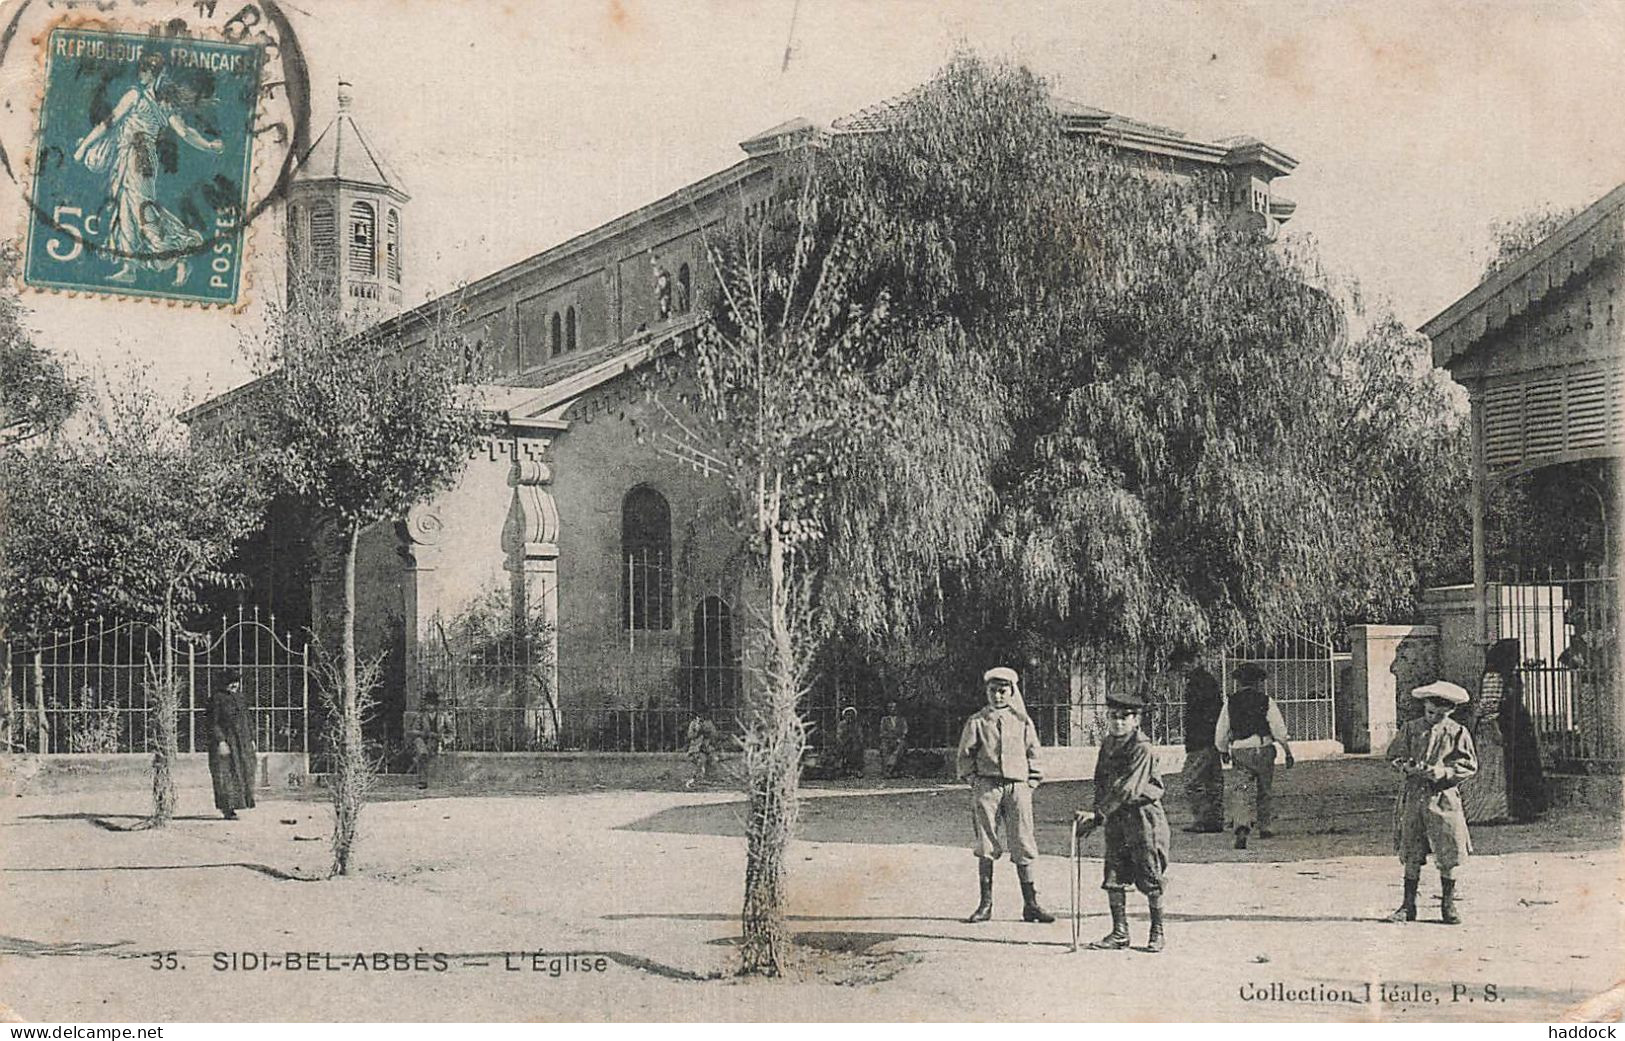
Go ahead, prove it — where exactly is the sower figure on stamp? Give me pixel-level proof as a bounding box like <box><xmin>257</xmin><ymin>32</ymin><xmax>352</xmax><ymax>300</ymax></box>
<box><xmin>1174</xmin><ymin>649</ymin><xmax>1225</xmax><ymax>833</ymax></box>
<box><xmin>1215</xmin><ymin>662</ymin><xmax>1294</xmax><ymax>849</ymax></box>
<box><xmin>1386</xmin><ymin>681</ymin><xmax>1477</xmax><ymax>925</ymax></box>
<box><xmin>956</xmin><ymin>666</ymin><xmax>1053</xmax><ymax>924</ymax></box>
<box><xmin>72</xmin><ymin>51</ymin><xmax>223</xmax><ymax>287</ymax></box>
<box><xmin>207</xmin><ymin>671</ymin><xmax>258</xmax><ymax>820</ymax></box>
<box><xmin>1075</xmin><ymin>689</ymin><xmax>1171</xmax><ymax>952</ymax></box>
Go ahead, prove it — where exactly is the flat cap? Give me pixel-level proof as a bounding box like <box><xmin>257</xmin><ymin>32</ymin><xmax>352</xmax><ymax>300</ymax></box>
<box><xmin>1234</xmin><ymin>662</ymin><xmax>1268</xmax><ymax>684</ymax></box>
<box><xmin>1411</xmin><ymin>680</ymin><xmax>1469</xmax><ymax>705</ymax></box>
<box><xmin>1105</xmin><ymin>690</ymin><xmax>1145</xmax><ymax>711</ymax></box>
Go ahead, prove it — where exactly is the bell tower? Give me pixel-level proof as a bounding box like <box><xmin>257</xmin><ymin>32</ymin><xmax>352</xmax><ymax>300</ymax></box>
<box><xmin>284</xmin><ymin>81</ymin><xmax>410</xmax><ymax>331</ymax></box>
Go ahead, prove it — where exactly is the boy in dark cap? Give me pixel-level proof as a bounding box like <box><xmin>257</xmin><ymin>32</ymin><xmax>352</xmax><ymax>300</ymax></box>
<box><xmin>1386</xmin><ymin>680</ymin><xmax>1477</xmax><ymax>924</ymax></box>
<box><xmin>956</xmin><ymin>666</ymin><xmax>1053</xmax><ymax>924</ymax></box>
<box><xmin>1075</xmin><ymin>689</ymin><xmax>1171</xmax><ymax>952</ymax></box>
<box><xmin>1215</xmin><ymin>662</ymin><xmax>1295</xmax><ymax>849</ymax></box>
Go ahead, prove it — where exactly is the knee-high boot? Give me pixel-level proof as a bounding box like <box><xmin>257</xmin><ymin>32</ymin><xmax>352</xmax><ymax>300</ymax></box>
<box><xmin>1387</xmin><ymin>875</ymin><xmax>1419</xmax><ymax>923</ymax></box>
<box><xmin>1016</xmin><ymin>861</ymin><xmax>1054</xmax><ymax>923</ymax></box>
<box><xmin>1146</xmin><ymin>893</ymin><xmax>1166</xmax><ymax>952</ymax></box>
<box><xmin>1440</xmin><ymin>877</ymin><xmax>1461</xmax><ymax>925</ymax></box>
<box><xmin>1089</xmin><ymin>889</ymin><xmax>1130</xmax><ymax>949</ymax></box>
<box><xmin>964</xmin><ymin>858</ymin><xmax>994</xmax><ymax>923</ymax></box>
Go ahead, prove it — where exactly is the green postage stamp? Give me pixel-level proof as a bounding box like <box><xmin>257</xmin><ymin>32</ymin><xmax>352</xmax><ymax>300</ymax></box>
<box><xmin>23</xmin><ymin>27</ymin><xmax>263</xmax><ymax>305</ymax></box>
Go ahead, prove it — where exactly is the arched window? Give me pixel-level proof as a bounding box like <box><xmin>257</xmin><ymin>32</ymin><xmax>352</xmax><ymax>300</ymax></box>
<box><xmin>348</xmin><ymin>201</ymin><xmax>376</xmax><ymax>276</ymax></box>
<box><xmin>676</xmin><ymin>263</ymin><xmax>692</xmax><ymax>314</ymax></box>
<box><xmin>386</xmin><ymin>208</ymin><xmax>400</xmax><ymax>283</ymax></box>
<box><xmin>691</xmin><ymin>596</ymin><xmax>735</xmax><ymax>709</ymax></box>
<box><xmin>309</xmin><ymin>201</ymin><xmax>335</xmax><ymax>269</ymax></box>
<box><xmin>550</xmin><ymin>312</ymin><xmax>563</xmax><ymax>357</ymax></box>
<box><xmin>565</xmin><ymin>306</ymin><xmax>577</xmax><ymax>351</ymax></box>
<box><xmin>621</xmin><ymin>486</ymin><xmax>672</xmax><ymax>631</ymax></box>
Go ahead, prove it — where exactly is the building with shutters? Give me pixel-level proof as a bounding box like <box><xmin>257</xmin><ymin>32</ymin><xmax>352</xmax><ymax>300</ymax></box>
<box><xmin>196</xmin><ymin>85</ymin><xmax>1299</xmax><ymax>760</ymax></box>
<box><xmin>1421</xmin><ymin>184</ymin><xmax>1623</xmax><ymax>771</ymax></box>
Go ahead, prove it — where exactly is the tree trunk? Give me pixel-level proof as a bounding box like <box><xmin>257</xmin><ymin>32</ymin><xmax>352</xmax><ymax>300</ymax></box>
<box><xmin>149</xmin><ymin>589</ymin><xmax>179</xmax><ymax>826</ymax></box>
<box><xmin>330</xmin><ymin>522</ymin><xmax>368</xmax><ymax>876</ymax></box>
<box><xmin>739</xmin><ymin>508</ymin><xmax>804</xmax><ymax>976</ymax></box>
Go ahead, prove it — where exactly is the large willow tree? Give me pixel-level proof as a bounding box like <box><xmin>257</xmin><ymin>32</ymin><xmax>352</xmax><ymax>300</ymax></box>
<box><xmin>810</xmin><ymin>54</ymin><xmax>1467</xmax><ymax>676</ymax></box>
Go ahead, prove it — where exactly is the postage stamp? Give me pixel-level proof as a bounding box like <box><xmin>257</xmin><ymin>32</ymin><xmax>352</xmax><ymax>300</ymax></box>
<box><xmin>21</xmin><ymin>26</ymin><xmax>263</xmax><ymax>305</ymax></box>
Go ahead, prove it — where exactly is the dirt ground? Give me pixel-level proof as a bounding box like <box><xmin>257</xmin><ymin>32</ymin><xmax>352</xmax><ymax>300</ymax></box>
<box><xmin>2</xmin><ymin>757</ymin><xmax>1621</xmax><ymax>1022</ymax></box>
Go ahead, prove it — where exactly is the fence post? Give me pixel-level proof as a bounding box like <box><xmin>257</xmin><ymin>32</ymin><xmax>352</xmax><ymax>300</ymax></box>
<box><xmin>187</xmin><ymin>644</ymin><xmax>197</xmax><ymax>754</ymax></box>
<box><xmin>33</xmin><ymin>650</ymin><xmax>45</xmax><ymax>754</ymax></box>
<box><xmin>301</xmin><ymin>645</ymin><xmax>310</xmax><ymax>758</ymax></box>
<box><xmin>1</xmin><ymin>642</ymin><xmax>12</xmax><ymax>753</ymax></box>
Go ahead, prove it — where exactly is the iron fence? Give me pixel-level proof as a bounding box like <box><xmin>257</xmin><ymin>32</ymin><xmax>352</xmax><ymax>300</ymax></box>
<box><xmin>2</xmin><ymin>609</ymin><xmax>310</xmax><ymax>755</ymax></box>
<box><xmin>802</xmin><ymin>634</ymin><xmax>1342</xmax><ymax>755</ymax></box>
<box><xmin>420</xmin><ymin>650</ymin><xmax>743</xmax><ymax>753</ymax></box>
<box><xmin>1494</xmin><ymin>566</ymin><xmax>1620</xmax><ymax>773</ymax></box>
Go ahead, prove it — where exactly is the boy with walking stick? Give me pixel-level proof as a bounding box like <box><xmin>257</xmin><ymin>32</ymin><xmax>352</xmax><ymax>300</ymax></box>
<box><xmin>1074</xmin><ymin>689</ymin><xmax>1170</xmax><ymax>952</ymax></box>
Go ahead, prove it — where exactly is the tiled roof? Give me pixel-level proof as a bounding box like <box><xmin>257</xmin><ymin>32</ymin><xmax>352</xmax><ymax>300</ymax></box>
<box><xmin>295</xmin><ymin>112</ymin><xmax>409</xmax><ymax>199</ymax></box>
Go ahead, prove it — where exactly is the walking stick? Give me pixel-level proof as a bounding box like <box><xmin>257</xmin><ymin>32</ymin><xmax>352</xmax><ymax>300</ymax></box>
<box><xmin>1070</xmin><ymin>810</ymin><xmax>1086</xmax><ymax>952</ymax></box>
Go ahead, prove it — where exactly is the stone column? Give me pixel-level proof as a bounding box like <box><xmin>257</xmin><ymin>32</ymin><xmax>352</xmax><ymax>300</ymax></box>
<box><xmin>509</xmin><ymin>439</ymin><xmax>560</xmax><ymax>748</ymax></box>
<box><xmin>398</xmin><ymin>502</ymin><xmax>448</xmax><ymax>722</ymax></box>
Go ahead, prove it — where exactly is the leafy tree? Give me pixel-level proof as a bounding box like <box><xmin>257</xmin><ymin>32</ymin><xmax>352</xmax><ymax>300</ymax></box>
<box><xmin>1483</xmin><ymin>204</ymin><xmax>1581</xmax><ymax>278</ymax></box>
<box><xmin>800</xmin><ymin>54</ymin><xmax>1467</xmax><ymax>687</ymax></box>
<box><xmin>0</xmin><ymin>367</ymin><xmax>263</xmax><ymax>821</ymax></box>
<box><xmin>245</xmin><ymin>280</ymin><xmax>485</xmax><ymax>875</ymax></box>
<box><xmin>0</xmin><ymin>246</ymin><xmax>81</xmax><ymax>451</ymax></box>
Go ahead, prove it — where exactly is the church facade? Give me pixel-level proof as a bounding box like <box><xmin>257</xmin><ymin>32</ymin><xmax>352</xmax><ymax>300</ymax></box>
<box><xmin>200</xmin><ymin>88</ymin><xmax>1299</xmax><ymax>756</ymax></box>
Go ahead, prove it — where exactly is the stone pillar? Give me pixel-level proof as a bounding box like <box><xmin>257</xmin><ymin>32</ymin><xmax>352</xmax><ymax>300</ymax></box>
<box><xmin>1345</xmin><ymin>625</ymin><xmax>1439</xmax><ymax>753</ymax></box>
<box><xmin>509</xmin><ymin>440</ymin><xmax>560</xmax><ymax>748</ymax></box>
<box><xmin>398</xmin><ymin>502</ymin><xmax>448</xmax><ymax>720</ymax></box>
<box><xmin>1421</xmin><ymin>585</ymin><xmax>1490</xmax><ymax>695</ymax></box>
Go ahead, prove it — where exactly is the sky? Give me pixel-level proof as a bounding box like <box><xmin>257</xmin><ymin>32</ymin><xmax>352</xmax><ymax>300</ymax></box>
<box><xmin>4</xmin><ymin>0</ymin><xmax>1624</xmax><ymax>404</ymax></box>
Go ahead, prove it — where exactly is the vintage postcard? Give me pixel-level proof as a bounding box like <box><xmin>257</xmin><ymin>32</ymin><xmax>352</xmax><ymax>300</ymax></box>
<box><xmin>0</xmin><ymin>0</ymin><xmax>1620</xmax><ymax>1029</ymax></box>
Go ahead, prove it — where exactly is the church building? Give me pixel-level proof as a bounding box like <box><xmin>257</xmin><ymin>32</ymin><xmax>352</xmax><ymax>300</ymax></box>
<box><xmin>193</xmin><ymin>86</ymin><xmax>1299</xmax><ymax>759</ymax></box>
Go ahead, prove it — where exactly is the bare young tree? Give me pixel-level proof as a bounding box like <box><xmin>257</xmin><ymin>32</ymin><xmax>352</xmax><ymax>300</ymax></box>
<box><xmin>245</xmin><ymin>279</ymin><xmax>485</xmax><ymax>875</ymax></box>
<box><xmin>651</xmin><ymin>170</ymin><xmax>897</xmax><ymax>975</ymax></box>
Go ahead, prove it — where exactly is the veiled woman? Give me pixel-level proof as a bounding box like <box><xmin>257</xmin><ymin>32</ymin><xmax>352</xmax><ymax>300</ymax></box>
<box><xmin>207</xmin><ymin>672</ymin><xmax>258</xmax><ymax>819</ymax></box>
<box><xmin>1461</xmin><ymin>639</ymin><xmax>1547</xmax><ymax>823</ymax></box>
<box><xmin>71</xmin><ymin>51</ymin><xmax>223</xmax><ymax>286</ymax></box>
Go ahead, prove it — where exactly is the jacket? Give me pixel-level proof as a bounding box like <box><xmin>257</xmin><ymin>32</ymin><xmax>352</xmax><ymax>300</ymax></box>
<box><xmin>956</xmin><ymin>706</ymin><xmax>1042</xmax><ymax>783</ymax></box>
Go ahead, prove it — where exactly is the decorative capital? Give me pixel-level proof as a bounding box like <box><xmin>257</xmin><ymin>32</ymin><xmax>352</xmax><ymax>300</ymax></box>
<box><xmin>403</xmin><ymin>503</ymin><xmax>447</xmax><ymax>546</ymax></box>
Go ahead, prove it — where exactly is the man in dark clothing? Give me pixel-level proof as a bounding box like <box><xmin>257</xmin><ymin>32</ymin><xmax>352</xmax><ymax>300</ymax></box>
<box><xmin>1215</xmin><ymin>662</ymin><xmax>1295</xmax><ymax>849</ymax></box>
<box><xmin>1175</xmin><ymin>649</ymin><xmax>1225</xmax><ymax>833</ymax></box>
<box><xmin>1075</xmin><ymin>688</ymin><xmax>1171</xmax><ymax>952</ymax></box>
<box><xmin>207</xmin><ymin>673</ymin><xmax>257</xmax><ymax>820</ymax></box>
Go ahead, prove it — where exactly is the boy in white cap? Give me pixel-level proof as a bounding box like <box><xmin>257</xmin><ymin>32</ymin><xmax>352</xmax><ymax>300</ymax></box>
<box><xmin>956</xmin><ymin>666</ymin><xmax>1053</xmax><ymax>924</ymax></box>
<box><xmin>1385</xmin><ymin>680</ymin><xmax>1478</xmax><ymax>924</ymax></box>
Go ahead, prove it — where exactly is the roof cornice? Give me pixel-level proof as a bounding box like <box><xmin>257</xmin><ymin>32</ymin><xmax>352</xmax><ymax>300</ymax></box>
<box><xmin>1423</xmin><ymin>182</ymin><xmax>1625</xmax><ymax>368</ymax></box>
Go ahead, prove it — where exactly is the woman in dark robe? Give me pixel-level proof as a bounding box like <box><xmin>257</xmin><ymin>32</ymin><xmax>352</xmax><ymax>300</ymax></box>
<box><xmin>1462</xmin><ymin>639</ymin><xmax>1547</xmax><ymax>823</ymax></box>
<box><xmin>208</xmin><ymin>673</ymin><xmax>258</xmax><ymax>819</ymax></box>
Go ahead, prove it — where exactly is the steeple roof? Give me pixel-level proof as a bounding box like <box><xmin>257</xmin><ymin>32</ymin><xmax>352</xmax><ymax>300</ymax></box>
<box><xmin>294</xmin><ymin>81</ymin><xmax>409</xmax><ymax>201</ymax></box>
